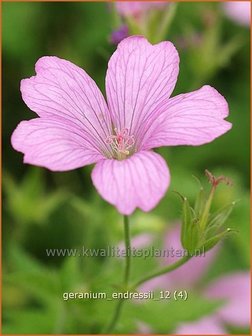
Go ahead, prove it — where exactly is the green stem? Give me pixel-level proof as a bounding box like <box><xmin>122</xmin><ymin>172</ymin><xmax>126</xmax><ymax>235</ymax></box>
<box><xmin>104</xmin><ymin>215</ymin><xmax>131</xmax><ymax>333</ymax></box>
<box><xmin>104</xmin><ymin>298</ymin><xmax>125</xmax><ymax>333</ymax></box>
<box><xmin>132</xmin><ymin>255</ymin><xmax>191</xmax><ymax>289</ymax></box>
<box><xmin>104</xmin><ymin>219</ymin><xmax>192</xmax><ymax>333</ymax></box>
<box><xmin>123</xmin><ymin>215</ymin><xmax>131</xmax><ymax>286</ymax></box>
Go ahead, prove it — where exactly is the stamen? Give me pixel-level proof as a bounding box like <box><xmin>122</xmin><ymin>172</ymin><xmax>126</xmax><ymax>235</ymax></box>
<box><xmin>105</xmin><ymin>128</ymin><xmax>135</xmax><ymax>160</ymax></box>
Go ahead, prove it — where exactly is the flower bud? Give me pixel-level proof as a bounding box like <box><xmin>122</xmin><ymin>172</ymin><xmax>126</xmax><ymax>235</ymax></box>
<box><xmin>180</xmin><ymin>196</ymin><xmax>200</xmax><ymax>253</ymax></box>
<box><xmin>178</xmin><ymin>171</ymin><xmax>235</xmax><ymax>255</ymax></box>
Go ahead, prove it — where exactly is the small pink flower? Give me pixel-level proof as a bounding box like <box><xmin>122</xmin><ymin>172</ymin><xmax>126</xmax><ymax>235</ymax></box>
<box><xmin>115</xmin><ymin>1</ymin><xmax>167</xmax><ymax>17</ymax></box>
<box><xmin>11</xmin><ymin>36</ymin><xmax>231</xmax><ymax>215</ymax></box>
<box><xmin>223</xmin><ymin>1</ymin><xmax>251</xmax><ymax>27</ymax></box>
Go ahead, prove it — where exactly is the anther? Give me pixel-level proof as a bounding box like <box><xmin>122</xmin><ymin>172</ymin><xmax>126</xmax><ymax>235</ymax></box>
<box><xmin>105</xmin><ymin>128</ymin><xmax>135</xmax><ymax>159</ymax></box>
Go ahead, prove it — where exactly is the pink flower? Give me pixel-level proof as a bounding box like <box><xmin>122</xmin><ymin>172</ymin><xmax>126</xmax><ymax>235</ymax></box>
<box><xmin>176</xmin><ymin>316</ymin><xmax>226</xmax><ymax>335</ymax></box>
<box><xmin>110</xmin><ymin>25</ymin><xmax>129</xmax><ymax>45</ymax></box>
<box><xmin>11</xmin><ymin>36</ymin><xmax>231</xmax><ymax>215</ymax></box>
<box><xmin>223</xmin><ymin>1</ymin><xmax>251</xmax><ymax>27</ymax></box>
<box><xmin>205</xmin><ymin>272</ymin><xmax>251</xmax><ymax>328</ymax></box>
<box><xmin>115</xmin><ymin>1</ymin><xmax>167</xmax><ymax>17</ymax></box>
<box><xmin>176</xmin><ymin>272</ymin><xmax>251</xmax><ymax>334</ymax></box>
<box><xmin>139</xmin><ymin>225</ymin><xmax>250</xmax><ymax>334</ymax></box>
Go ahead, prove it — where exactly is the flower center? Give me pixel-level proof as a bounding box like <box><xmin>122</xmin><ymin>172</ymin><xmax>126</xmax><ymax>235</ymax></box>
<box><xmin>106</xmin><ymin>128</ymin><xmax>135</xmax><ymax>160</ymax></box>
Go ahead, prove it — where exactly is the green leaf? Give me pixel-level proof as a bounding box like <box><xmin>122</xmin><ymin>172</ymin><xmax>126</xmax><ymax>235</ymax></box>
<box><xmin>60</xmin><ymin>256</ymin><xmax>82</xmax><ymax>292</ymax></box>
<box><xmin>3</xmin><ymin>306</ymin><xmax>62</xmax><ymax>334</ymax></box>
<box><xmin>5</xmin><ymin>246</ymin><xmax>60</xmax><ymax>304</ymax></box>
<box><xmin>3</xmin><ymin>169</ymin><xmax>67</xmax><ymax>226</ymax></box>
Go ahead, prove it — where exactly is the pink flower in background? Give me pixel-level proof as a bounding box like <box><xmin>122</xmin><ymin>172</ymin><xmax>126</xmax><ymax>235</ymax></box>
<box><xmin>11</xmin><ymin>36</ymin><xmax>231</xmax><ymax>215</ymax></box>
<box><xmin>205</xmin><ymin>272</ymin><xmax>251</xmax><ymax>328</ymax></box>
<box><xmin>176</xmin><ymin>272</ymin><xmax>251</xmax><ymax>335</ymax></box>
<box><xmin>176</xmin><ymin>272</ymin><xmax>251</xmax><ymax>334</ymax></box>
<box><xmin>110</xmin><ymin>25</ymin><xmax>129</xmax><ymax>45</ymax></box>
<box><xmin>223</xmin><ymin>1</ymin><xmax>251</xmax><ymax>27</ymax></box>
<box><xmin>115</xmin><ymin>1</ymin><xmax>167</xmax><ymax>17</ymax></box>
<box><xmin>176</xmin><ymin>316</ymin><xmax>226</xmax><ymax>335</ymax></box>
<box><xmin>138</xmin><ymin>225</ymin><xmax>250</xmax><ymax>334</ymax></box>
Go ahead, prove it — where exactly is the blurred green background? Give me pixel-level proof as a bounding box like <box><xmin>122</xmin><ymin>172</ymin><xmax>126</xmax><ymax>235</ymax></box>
<box><xmin>2</xmin><ymin>1</ymin><xmax>250</xmax><ymax>334</ymax></box>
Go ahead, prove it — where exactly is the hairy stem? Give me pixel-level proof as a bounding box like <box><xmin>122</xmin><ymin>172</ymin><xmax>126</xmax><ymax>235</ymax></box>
<box><xmin>104</xmin><ymin>215</ymin><xmax>131</xmax><ymax>333</ymax></box>
<box><xmin>123</xmin><ymin>215</ymin><xmax>131</xmax><ymax>286</ymax></box>
<box><xmin>104</xmin><ymin>218</ymin><xmax>192</xmax><ymax>333</ymax></box>
<box><xmin>104</xmin><ymin>298</ymin><xmax>125</xmax><ymax>333</ymax></box>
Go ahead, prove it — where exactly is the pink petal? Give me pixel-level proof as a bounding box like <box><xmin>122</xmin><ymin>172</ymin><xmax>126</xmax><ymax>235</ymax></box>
<box><xmin>175</xmin><ymin>316</ymin><xmax>226</xmax><ymax>335</ymax></box>
<box><xmin>21</xmin><ymin>56</ymin><xmax>112</xmax><ymax>155</ymax></box>
<box><xmin>91</xmin><ymin>151</ymin><xmax>170</xmax><ymax>215</ymax></box>
<box><xmin>223</xmin><ymin>2</ymin><xmax>251</xmax><ymax>27</ymax></box>
<box><xmin>11</xmin><ymin>117</ymin><xmax>103</xmax><ymax>171</ymax></box>
<box><xmin>105</xmin><ymin>36</ymin><xmax>179</xmax><ymax>143</ymax></box>
<box><xmin>115</xmin><ymin>1</ymin><xmax>167</xmax><ymax>17</ymax></box>
<box><xmin>141</xmin><ymin>85</ymin><xmax>232</xmax><ymax>149</ymax></box>
<box><xmin>205</xmin><ymin>272</ymin><xmax>251</xmax><ymax>327</ymax></box>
